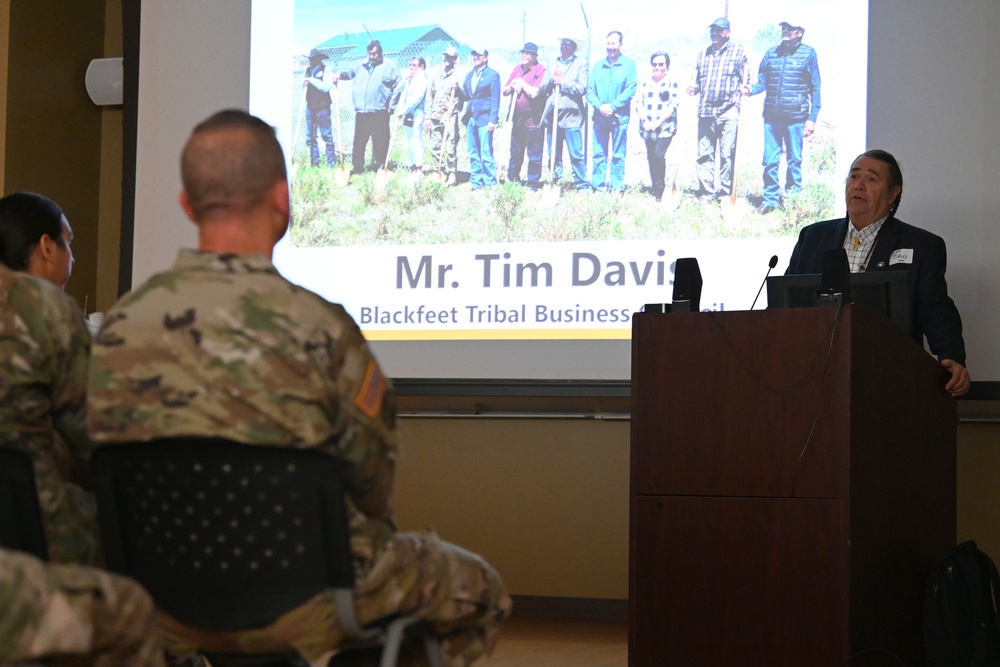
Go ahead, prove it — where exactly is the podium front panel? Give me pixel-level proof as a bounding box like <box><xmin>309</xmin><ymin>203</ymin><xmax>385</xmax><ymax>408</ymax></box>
<box><xmin>631</xmin><ymin>308</ymin><xmax>852</xmax><ymax>498</ymax></box>
<box><xmin>631</xmin><ymin>495</ymin><xmax>845</xmax><ymax>666</ymax></box>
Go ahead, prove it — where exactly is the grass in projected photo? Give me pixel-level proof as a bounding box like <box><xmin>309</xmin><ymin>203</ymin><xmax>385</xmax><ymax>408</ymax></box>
<box><xmin>289</xmin><ymin>123</ymin><xmax>837</xmax><ymax>246</ymax></box>
<box><xmin>287</xmin><ymin>14</ymin><xmax>842</xmax><ymax>247</ymax></box>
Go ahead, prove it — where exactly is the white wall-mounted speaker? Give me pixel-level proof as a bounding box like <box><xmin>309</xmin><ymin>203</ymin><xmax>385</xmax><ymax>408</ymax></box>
<box><xmin>85</xmin><ymin>57</ymin><xmax>124</xmax><ymax>106</ymax></box>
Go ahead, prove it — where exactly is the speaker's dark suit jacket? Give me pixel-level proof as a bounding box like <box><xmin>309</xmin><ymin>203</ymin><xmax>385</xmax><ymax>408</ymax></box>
<box><xmin>785</xmin><ymin>216</ymin><xmax>966</xmax><ymax>365</ymax></box>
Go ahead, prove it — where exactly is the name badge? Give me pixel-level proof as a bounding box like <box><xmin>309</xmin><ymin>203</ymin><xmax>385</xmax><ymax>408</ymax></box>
<box><xmin>889</xmin><ymin>249</ymin><xmax>914</xmax><ymax>265</ymax></box>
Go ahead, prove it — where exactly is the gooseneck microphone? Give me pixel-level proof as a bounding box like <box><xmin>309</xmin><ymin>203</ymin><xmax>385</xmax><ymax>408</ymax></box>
<box><xmin>750</xmin><ymin>255</ymin><xmax>779</xmax><ymax>310</ymax></box>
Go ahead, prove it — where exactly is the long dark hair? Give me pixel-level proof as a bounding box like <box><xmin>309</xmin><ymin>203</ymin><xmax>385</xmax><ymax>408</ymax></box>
<box><xmin>0</xmin><ymin>192</ymin><xmax>65</xmax><ymax>270</ymax></box>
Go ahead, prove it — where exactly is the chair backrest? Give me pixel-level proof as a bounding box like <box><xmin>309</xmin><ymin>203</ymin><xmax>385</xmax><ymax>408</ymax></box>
<box><xmin>91</xmin><ymin>438</ymin><xmax>355</xmax><ymax>631</ymax></box>
<box><xmin>0</xmin><ymin>445</ymin><xmax>49</xmax><ymax>560</ymax></box>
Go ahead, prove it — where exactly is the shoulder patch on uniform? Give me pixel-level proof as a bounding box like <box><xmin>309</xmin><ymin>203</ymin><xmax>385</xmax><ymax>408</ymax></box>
<box><xmin>355</xmin><ymin>361</ymin><xmax>386</xmax><ymax>419</ymax></box>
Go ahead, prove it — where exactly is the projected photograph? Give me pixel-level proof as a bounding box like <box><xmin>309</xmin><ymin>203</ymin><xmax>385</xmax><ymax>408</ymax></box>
<box><xmin>257</xmin><ymin>0</ymin><xmax>865</xmax><ymax>342</ymax></box>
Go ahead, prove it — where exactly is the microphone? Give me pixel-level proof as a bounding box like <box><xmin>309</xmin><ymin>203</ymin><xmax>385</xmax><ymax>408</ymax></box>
<box><xmin>750</xmin><ymin>255</ymin><xmax>779</xmax><ymax>310</ymax></box>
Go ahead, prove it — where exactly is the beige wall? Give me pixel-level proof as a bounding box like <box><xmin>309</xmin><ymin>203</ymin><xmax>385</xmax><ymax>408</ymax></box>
<box><xmin>0</xmin><ymin>0</ymin><xmax>122</xmax><ymax>311</ymax></box>
<box><xmin>395</xmin><ymin>417</ymin><xmax>631</xmax><ymax>599</ymax></box>
<box><xmin>95</xmin><ymin>0</ymin><xmax>122</xmax><ymax>311</ymax></box>
<box><xmin>3</xmin><ymin>0</ymin><xmax>105</xmax><ymax>311</ymax></box>
<box><xmin>0</xmin><ymin>1</ymin><xmax>121</xmax><ymax>311</ymax></box>
<box><xmin>393</xmin><ymin>416</ymin><xmax>1000</xmax><ymax>601</ymax></box>
<box><xmin>0</xmin><ymin>0</ymin><xmax>9</xmax><ymax>186</ymax></box>
<box><xmin>957</xmin><ymin>422</ymin><xmax>1000</xmax><ymax>557</ymax></box>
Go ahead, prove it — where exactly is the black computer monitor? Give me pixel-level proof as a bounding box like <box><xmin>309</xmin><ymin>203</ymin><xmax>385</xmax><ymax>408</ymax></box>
<box><xmin>766</xmin><ymin>270</ymin><xmax>914</xmax><ymax>340</ymax></box>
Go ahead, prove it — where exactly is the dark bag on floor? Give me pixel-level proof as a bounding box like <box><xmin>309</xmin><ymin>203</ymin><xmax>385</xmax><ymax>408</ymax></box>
<box><xmin>925</xmin><ymin>540</ymin><xmax>1000</xmax><ymax>666</ymax></box>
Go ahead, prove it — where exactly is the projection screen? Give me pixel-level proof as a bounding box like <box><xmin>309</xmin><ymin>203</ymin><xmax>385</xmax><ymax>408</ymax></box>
<box><xmin>131</xmin><ymin>0</ymin><xmax>1000</xmax><ymax>383</ymax></box>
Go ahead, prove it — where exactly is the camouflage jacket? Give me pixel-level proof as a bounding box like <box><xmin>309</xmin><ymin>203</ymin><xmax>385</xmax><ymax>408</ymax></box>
<box><xmin>0</xmin><ymin>547</ymin><xmax>164</xmax><ymax>666</ymax></box>
<box><xmin>0</xmin><ymin>264</ymin><xmax>98</xmax><ymax>565</ymax></box>
<box><xmin>88</xmin><ymin>251</ymin><xmax>399</xmax><ymax>568</ymax></box>
<box><xmin>426</xmin><ymin>65</ymin><xmax>462</xmax><ymax>120</ymax></box>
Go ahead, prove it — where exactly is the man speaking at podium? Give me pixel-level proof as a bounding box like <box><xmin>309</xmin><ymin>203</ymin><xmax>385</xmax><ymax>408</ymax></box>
<box><xmin>785</xmin><ymin>149</ymin><xmax>971</xmax><ymax>396</ymax></box>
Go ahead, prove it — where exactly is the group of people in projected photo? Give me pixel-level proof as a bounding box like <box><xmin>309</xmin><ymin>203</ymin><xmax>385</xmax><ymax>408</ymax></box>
<box><xmin>293</xmin><ymin>15</ymin><xmax>828</xmax><ymax>246</ymax></box>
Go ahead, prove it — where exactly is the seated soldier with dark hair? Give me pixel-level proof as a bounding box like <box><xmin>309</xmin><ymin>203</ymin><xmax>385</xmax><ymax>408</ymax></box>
<box><xmin>1</xmin><ymin>229</ymin><xmax>97</xmax><ymax>565</ymax></box>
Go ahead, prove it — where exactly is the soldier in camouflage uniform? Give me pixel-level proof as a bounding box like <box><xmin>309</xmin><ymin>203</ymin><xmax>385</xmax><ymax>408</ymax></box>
<box><xmin>425</xmin><ymin>46</ymin><xmax>463</xmax><ymax>184</ymax></box>
<box><xmin>0</xmin><ymin>263</ymin><xmax>99</xmax><ymax>565</ymax></box>
<box><xmin>88</xmin><ymin>109</ymin><xmax>510</xmax><ymax>666</ymax></box>
<box><xmin>0</xmin><ymin>546</ymin><xmax>165</xmax><ymax>666</ymax></box>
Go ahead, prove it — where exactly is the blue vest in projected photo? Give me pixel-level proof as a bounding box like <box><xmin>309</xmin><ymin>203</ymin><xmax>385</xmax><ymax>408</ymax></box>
<box><xmin>759</xmin><ymin>41</ymin><xmax>819</xmax><ymax>122</ymax></box>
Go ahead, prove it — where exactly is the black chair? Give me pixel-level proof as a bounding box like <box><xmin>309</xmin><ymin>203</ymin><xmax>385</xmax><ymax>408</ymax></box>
<box><xmin>91</xmin><ymin>438</ymin><xmax>443</xmax><ymax>667</ymax></box>
<box><xmin>0</xmin><ymin>445</ymin><xmax>49</xmax><ymax>560</ymax></box>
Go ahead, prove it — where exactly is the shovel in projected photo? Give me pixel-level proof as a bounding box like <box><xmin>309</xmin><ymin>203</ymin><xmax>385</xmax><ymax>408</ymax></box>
<box><xmin>540</xmin><ymin>83</ymin><xmax>561</xmax><ymax>208</ymax></box>
<box><xmin>332</xmin><ymin>83</ymin><xmax>349</xmax><ymax>187</ymax></box>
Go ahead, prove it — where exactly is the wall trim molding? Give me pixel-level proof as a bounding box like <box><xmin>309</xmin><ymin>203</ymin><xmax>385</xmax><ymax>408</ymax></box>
<box><xmin>510</xmin><ymin>595</ymin><xmax>627</xmax><ymax>622</ymax></box>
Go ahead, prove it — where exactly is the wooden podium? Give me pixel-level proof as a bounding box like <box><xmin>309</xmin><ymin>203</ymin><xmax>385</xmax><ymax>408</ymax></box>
<box><xmin>629</xmin><ymin>306</ymin><xmax>957</xmax><ymax>666</ymax></box>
